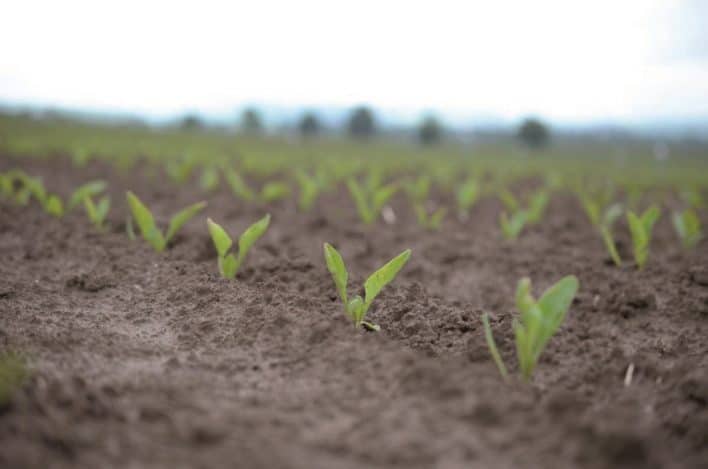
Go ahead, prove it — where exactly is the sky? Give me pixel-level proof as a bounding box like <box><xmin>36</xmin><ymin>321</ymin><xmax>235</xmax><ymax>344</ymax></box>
<box><xmin>1</xmin><ymin>0</ymin><xmax>707</xmax><ymax>127</ymax></box>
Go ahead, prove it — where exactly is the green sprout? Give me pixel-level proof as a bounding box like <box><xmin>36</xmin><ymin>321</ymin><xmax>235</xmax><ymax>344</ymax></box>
<box><xmin>83</xmin><ymin>195</ymin><xmax>111</xmax><ymax>231</ymax></box>
<box><xmin>199</xmin><ymin>166</ymin><xmax>220</xmax><ymax>192</ymax></box>
<box><xmin>500</xmin><ymin>210</ymin><xmax>528</xmax><ymax>241</ymax></box>
<box><xmin>68</xmin><ymin>180</ymin><xmax>107</xmax><ymax>210</ymax></box>
<box><xmin>206</xmin><ymin>215</ymin><xmax>271</xmax><ymax>278</ymax></box>
<box><xmin>347</xmin><ymin>178</ymin><xmax>398</xmax><ymax>225</ymax></box>
<box><xmin>126</xmin><ymin>191</ymin><xmax>206</xmax><ymax>252</ymax></box>
<box><xmin>626</xmin><ymin>205</ymin><xmax>660</xmax><ymax>269</ymax></box>
<box><xmin>224</xmin><ymin>168</ymin><xmax>290</xmax><ymax>203</ymax></box>
<box><xmin>525</xmin><ymin>189</ymin><xmax>550</xmax><ymax>224</ymax></box>
<box><xmin>414</xmin><ymin>204</ymin><xmax>447</xmax><ymax>230</ymax></box>
<box><xmin>165</xmin><ymin>157</ymin><xmax>196</xmax><ymax>184</ymax></box>
<box><xmin>0</xmin><ymin>352</ymin><xmax>28</xmax><ymax>407</ymax></box>
<box><xmin>599</xmin><ymin>203</ymin><xmax>623</xmax><ymax>266</ymax></box>
<box><xmin>403</xmin><ymin>175</ymin><xmax>430</xmax><ymax>205</ymax></box>
<box><xmin>672</xmin><ymin>208</ymin><xmax>702</xmax><ymax>249</ymax></box>
<box><xmin>224</xmin><ymin>168</ymin><xmax>255</xmax><ymax>201</ymax></box>
<box><xmin>456</xmin><ymin>177</ymin><xmax>480</xmax><ymax>219</ymax></box>
<box><xmin>482</xmin><ymin>275</ymin><xmax>579</xmax><ymax>381</ymax></box>
<box><xmin>293</xmin><ymin>169</ymin><xmax>321</xmax><ymax>211</ymax></box>
<box><xmin>260</xmin><ymin>181</ymin><xmax>291</xmax><ymax>203</ymax></box>
<box><xmin>323</xmin><ymin>243</ymin><xmax>411</xmax><ymax>331</ymax></box>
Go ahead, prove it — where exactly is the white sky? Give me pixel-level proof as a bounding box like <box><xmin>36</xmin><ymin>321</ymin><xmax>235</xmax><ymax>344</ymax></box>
<box><xmin>1</xmin><ymin>0</ymin><xmax>707</xmax><ymax>124</ymax></box>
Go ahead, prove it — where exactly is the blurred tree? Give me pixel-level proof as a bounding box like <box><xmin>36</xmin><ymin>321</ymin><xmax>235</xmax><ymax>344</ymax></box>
<box><xmin>179</xmin><ymin>114</ymin><xmax>204</xmax><ymax>131</ymax></box>
<box><xmin>298</xmin><ymin>112</ymin><xmax>321</xmax><ymax>138</ymax></box>
<box><xmin>347</xmin><ymin>106</ymin><xmax>376</xmax><ymax>139</ymax></box>
<box><xmin>517</xmin><ymin>117</ymin><xmax>550</xmax><ymax>148</ymax></box>
<box><xmin>418</xmin><ymin>115</ymin><xmax>443</xmax><ymax>145</ymax></box>
<box><xmin>240</xmin><ymin>108</ymin><xmax>263</xmax><ymax>134</ymax></box>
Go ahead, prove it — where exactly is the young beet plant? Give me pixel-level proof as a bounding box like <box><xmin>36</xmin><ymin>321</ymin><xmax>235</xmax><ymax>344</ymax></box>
<box><xmin>599</xmin><ymin>203</ymin><xmax>623</xmax><ymax>266</ymax></box>
<box><xmin>482</xmin><ymin>275</ymin><xmax>579</xmax><ymax>381</ymax></box>
<box><xmin>126</xmin><ymin>191</ymin><xmax>206</xmax><ymax>252</ymax></box>
<box><xmin>626</xmin><ymin>205</ymin><xmax>660</xmax><ymax>269</ymax></box>
<box><xmin>672</xmin><ymin>208</ymin><xmax>702</xmax><ymax>249</ymax></box>
<box><xmin>207</xmin><ymin>215</ymin><xmax>270</xmax><ymax>278</ymax></box>
<box><xmin>500</xmin><ymin>210</ymin><xmax>528</xmax><ymax>241</ymax></box>
<box><xmin>324</xmin><ymin>243</ymin><xmax>411</xmax><ymax>331</ymax></box>
<box><xmin>347</xmin><ymin>178</ymin><xmax>398</xmax><ymax>225</ymax></box>
<box><xmin>83</xmin><ymin>195</ymin><xmax>111</xmax><ymax>231</ymax></box>
<box><xmin>456</xmin><ymin>177</ymin><xmax>480</xmax><ymax>219</ymax></box>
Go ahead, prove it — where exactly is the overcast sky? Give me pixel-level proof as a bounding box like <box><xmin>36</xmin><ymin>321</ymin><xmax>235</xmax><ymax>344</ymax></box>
<box><xmin>1</xmin><ymin>0</ymin><xmax>707</xmax><ymax>125</ymax></box>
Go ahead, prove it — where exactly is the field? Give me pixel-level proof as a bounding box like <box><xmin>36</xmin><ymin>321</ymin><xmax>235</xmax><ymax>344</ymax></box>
<box><xmin>1</xmin><ymin>115</ymin><xmax>707</xmax><ymax>468</ymax></box>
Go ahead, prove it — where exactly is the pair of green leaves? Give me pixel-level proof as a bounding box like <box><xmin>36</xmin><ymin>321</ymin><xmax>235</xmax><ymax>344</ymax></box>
<box><xmin>627</xmin><ymin>205</ymin><xmax>660</xmax><ymax>269</ymax></box>
<box><xmin>500</xmin><ymin>210</ymin><xmax>528</xmax><ymax>241</ymax></box>
<box><xmin>403</xmin><ymin>176</ymin><xmax>431</xmax><ymax>204</ymax></box>
<box><xmin>324</xmin><ymin>243</ymin><xmax>411</xmax><ymax>331</ymax></box>
<box><xmin>207</xmin><ymin>215</ymin><xmax>271</xmax><ymax>278</ymax></box>
<box><xmin>225</xmin><ymin>169</ymin><xmax>290</xmax><ymax>203</ymax></box>
<box><xmin>414</xmin><ymin>204</ymin><xmax>447</xmax><ymax>230</ymax></box>
<box><xmin>599</xmin><ymin>203</ymin><xmax>623</xmax><ymax>267</ymax></box>
<box><xmin>456</xmin><ymin>178</ymin><xmax>480</xmax><ymax>218</ymax></box>
<box><xmin>672</xmin><ymin>208</ymin><xmax>702</xmax><ymax>249</ymax></box>
<box><xmin>483</xmin><ymin>275</ymin><xmax>579</xmax><ymax>381</ymax></box>
<box><xmin>347</xmin><ymin>178</ymin><xmax>398</xmax><ymax>225</ymax></box>
<box><xmin>126</xmin><ymin>191</ymin><xmax>206</xmax><ymax>252</ymax></box>
<box><xmin>293</xmin><ymin>169</ymin><xmax>321</xmax><ymax>211</ymax></box>
<box><xmin>84</xmin><ymin>196</ymin><xmax>111</xmax><ymax>231</ymax></box>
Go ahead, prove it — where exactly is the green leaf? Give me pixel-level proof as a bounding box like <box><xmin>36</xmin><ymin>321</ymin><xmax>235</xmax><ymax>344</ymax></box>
<box><xmin>602</xmin><ymin>203</ymin><xmax>623</xmax><ymax>227</ymax></box>
<box><xmin>347</xmin><ymin>178</ymin><xmax>373</xmax><ymax>224</ymax></box>
<box><xmin>536</xmin><ymin>275</ymin><xmax>578</xmax><ymax>336</ymax></box>
<box><xmin>363</xmin><ymin>249</ymin><xmax>411</xmax><ymax>312</ymax></box>
<box><xmin>126</xmin><ymin>191</ymin><xmax>165</xmax><ymax>252</ymax></box>
<box><xmin>347</xmin><ymin>295</ymin><xmax>365</xmax><ymax>325</ymax></box>
<box><xmin>260</xmin><ymin>182</ymin><xmax>290</xmax><ymax>202</ymax></box>
<box><xmin>482</xmin><ymin>313</ymin><xmax>509</xmax><ymax>381</ymax></box>
<box><xmin>199</xmin><ymin>166</ymin><xmax>220</xmax><ymax>191</ymax></box>
<box><xmin>44</xmin><ymin>195</ymin><xmax>64</xmax><ymax>217</ymax></box>
<box><xmin>165</xmin><ymin>201</ymin><xmax>207</xmax><ymax>244</ymax></box>
<box><xmin>224</xmin><ymin>169</ymin><xmax>255</xmax><ymax>201</ymax></box>
<box><xmin>526</xmin><ymin>190</ymin><xmax>549</xmax><ymax>224</ymax></box>
<box><xmin>219</xmin><ymin>253</ymin><xmax>238</xmax><ymax>279</ymax></box>
<box><xmin>235</xmin><ymin>214</ymin><xmax>271</xmax><ymax>271</ymax></box>
<box><xmin>323</xmin><ymin>242</ymin><xmax>349</xmax><ymax>306</ymax></box>
<box><xmin>456</xmin><ymin>178</ymin><xmax>479</xmax><ymax>213</ymax></box>
<box><xmin>207</xmin><ymin>218</ymin><xmax>233</xmax><ymax>258</ymax></box>
<box><xmin>372</xmin><ymin>183</ymin><xmax>398</xmax><ymax>214</ymax></box>
<box><xmin>601</xmin><ymin>226</ymin><xmax>622</xmax><ymax>266</ymax></box>
<box><xmin>499</xmin><ymin>188</ymin><xmax>519</xmax><ymax>212</ymax></box>
<box><xmin>68</xmin><ymin>180</ymin><xmax>106</xmax><ymax>209</ymax></box>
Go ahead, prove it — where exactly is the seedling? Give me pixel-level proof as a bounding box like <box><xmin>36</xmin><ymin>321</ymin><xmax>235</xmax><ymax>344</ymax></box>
<box><xmin>599</xmin><ymin>203</ymin><xmax>623</xmax><ymax>266</ymax></box>
<box><xmin>626</xmin><ymin>205</ymin><xmax>660</xmax><ymax>269</ymax></box>
<box><xmin>403</xmin><ymin>176</ymin><xmax>430</xmax><ymax>205</ymax></box>
<box><xmin>207</xmin><ymin>215</ymin><xmax>270</xmax><ymax>278</ymax></box>
<box><xmin>224</xmin><ymin>168</ymin><xmax>290</xmax><ymax>203</ymax></box>
<box><xmin>224</xmin><ymin>169</ymin><xmax>255</xmax><ymax>201</ymax></box>
<box><xmin>323</xmin><ymin>243</ymin><xmax>411</xmax><ymax>331</ymax></box>
<box><xmin>500</xmin><ymin>210</ymin><xmax>528</xmax><ymax>240</ymax></box>
<box><xmin>294</xmin><ymin>169</ymin><xmax>321</xmax><ymax>211</ymax></box>
<box><xmin>0</xmin><ymin>352</ymin><xmax>27</xmax><ymax>407</ymax></box>
<box><xmin>672</xmin><ymin>208</ymin><xmax>702</xmax><ymax>249</ymax></box>
<box><xmin>68</xmin><ymin>180</ymin><xmax>107</xmax><ymax>210</ymax></box>
<box><xmin>414</xmin><ymin>204</ymin><xmax>447</xmax><ymax>230</ymax></box>
<box><xmin>456</xmin><ymin>177</ymin><xmax>480</xmax><ymax>218</ymax></box>
<box><xmin>166</xmin><ymin>157</ymin><xmax>196</xmax><ymax>183</ymax></box>
<box><xmin>526</xmin><ymin>189</ymin><xmax>550</xmax><ymax>224</ymax></box>
<box><xmin>260</xmin><ymin>181</ymin><xmax>290</xmax><ymax>203</ymax></box>
<box><xmin>83</xmin><ymin>195</ymin><xmax>111</xmax><ymax>231</ymax></box>
<box><xmin>482</xmin><ymin>275</ymin><xmax>579</xmax><ymax>381</ymax></box>
<box><xmin>347</xmin><ymin>178</ymin><xmax>398</xmax><ymax>225</ymax></box>
<box><xmin>199</xmin><ymin>166</ymin><xmax>220</xmax><ymax>192</ymax></box>
<box><xmin>126</xmin><ymin>191</ymin><xmax>206</xmax><ymax>252</ymax></box>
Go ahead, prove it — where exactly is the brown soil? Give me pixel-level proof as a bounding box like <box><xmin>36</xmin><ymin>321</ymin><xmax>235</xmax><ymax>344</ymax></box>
<box><xmin>1</xmin><ymin>156</ymin><xmax>707</xmax><ymax>469</ymax></box>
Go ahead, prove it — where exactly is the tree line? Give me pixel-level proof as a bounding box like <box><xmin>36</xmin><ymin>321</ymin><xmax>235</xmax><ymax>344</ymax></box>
<box><xmin>180</xmin><ymin>106</ymin><xmax>550</xmax><ymax>147</ymax></box>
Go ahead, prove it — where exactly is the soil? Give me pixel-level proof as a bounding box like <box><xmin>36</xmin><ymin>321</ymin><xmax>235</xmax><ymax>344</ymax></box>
<box><xmin>1</xmin><ymin>156</ymin><xmax>707</xmax><ymax>469</ymax></box>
